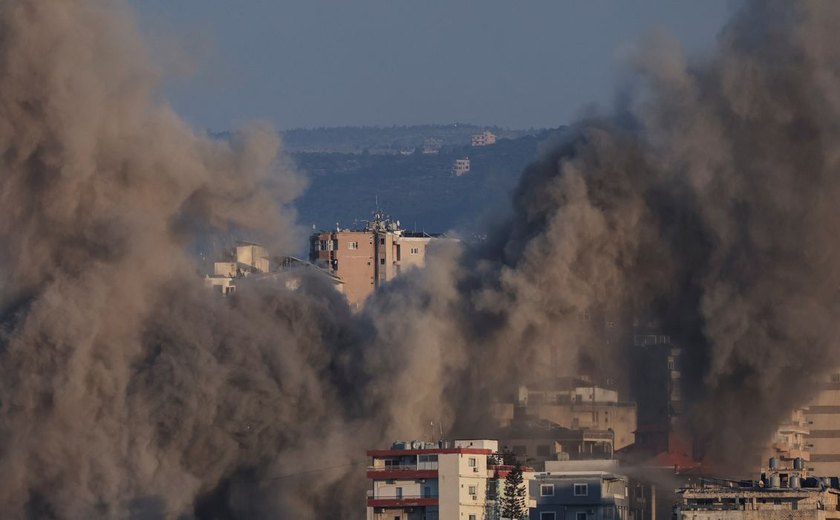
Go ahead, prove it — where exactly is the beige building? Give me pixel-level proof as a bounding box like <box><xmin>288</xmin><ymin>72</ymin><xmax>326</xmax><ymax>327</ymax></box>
<box><xmin>502</xmin><ymin>379</ymin><xmax>637</xmax><ymax>451</ymax></box>
<box><xmin>366</xmin><ymin>439</ymin><xmax>514</xmax><ymax>520</ymax></box>
<box><xmin>206</xmin><ymin>241</ymin><xmax>342</xmax><ymax>295</ymax></box>
<box><xmin>471</xmin><ymin>130</ymin><xmax>497</xmax><ymax>147</ymax></box>
<box><xmin>311</xmin><ymin>211</ymin><xmax>448</xmax><ymax>310</ymax></box>
<box><xmin>807</xmin><ymin>373</ymin><xmax>840</xmax><ymax>476</ymax></box>
<box><xmin>761</xmin><ymin>408</ymin><xmax>810</xmax><ymax>473</ymax></box>
<box><xmin>676</xmin><ymin>459</ymin><xmax>840</xmax><ymax>520</ymax></box>
<box><xmin>452</xmin><ymin>158</ymin><xmax>471</xmax><ymax>176</ymax></box>
<box><xmin>311</xmin><ymin>230</ymin><xmax>375</xmax><ymax>308</ymax></box>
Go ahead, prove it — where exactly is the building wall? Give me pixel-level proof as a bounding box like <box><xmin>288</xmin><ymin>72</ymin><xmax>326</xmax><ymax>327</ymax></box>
<box><xmin>807</xmin><ymin>374</ymin><xmax>840</xmax><ymax>477</ymax></box>
<box><xmin>312</xmin><ymin>230</ymin><xmax>375</xmax><ymax>309</ymax></box>
<box><xmin>529</xmin><ymin>473</ymin><xmax>629</xmax><ymax>520</ymax></box>
<box><xmin>438</xmin><ymin>452</ymin><xmax>489</xmax><ymax>520</ymax></box>
<box><xmin>311</xmin><ymin>229</ymin><xmax>443</xmax><ymax>310</ymax></box>
<box><xmin>522</xmin><ymin>403</ymin><xmax>637</xmax><ymax>451</ymax></box>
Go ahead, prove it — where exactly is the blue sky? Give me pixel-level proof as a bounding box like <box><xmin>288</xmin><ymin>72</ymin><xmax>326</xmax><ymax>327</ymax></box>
<box><xmin>132</xmin><ymin>1</ymin><xmax>733</xmax><ymax>131</ymax></box>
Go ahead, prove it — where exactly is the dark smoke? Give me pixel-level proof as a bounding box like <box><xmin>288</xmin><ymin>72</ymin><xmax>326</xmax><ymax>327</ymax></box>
<box><xmin>0</xmin><ymin>0</ymin><xmax>837</xmax><ymax>517</ymax></box>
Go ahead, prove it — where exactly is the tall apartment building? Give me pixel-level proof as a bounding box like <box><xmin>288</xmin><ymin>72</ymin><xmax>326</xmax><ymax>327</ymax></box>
<box><xmin>807</xmin><ymin>373</ymin><xmax>840</xmax><ymax>476</ymax></box>
<box><xmin>366</xmin><ymin>439</ymin><xmax>503</xmax><ymax>520</ymax></box>
<box><xmin>311</xmin><ymin>210</ymin><xmax>447</xmax><ymax>310</ymax></box>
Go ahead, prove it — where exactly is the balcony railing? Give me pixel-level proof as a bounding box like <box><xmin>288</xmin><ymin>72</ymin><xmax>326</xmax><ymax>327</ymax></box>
<box><xmin>369</xmin><ymin>494</ymin><xmax>439</xmax><ymax>500</ymax></box>
<box><xmin>368</xmin><ymin>464</ymin><xmax>437</xmax><ymax>472</ymax></box>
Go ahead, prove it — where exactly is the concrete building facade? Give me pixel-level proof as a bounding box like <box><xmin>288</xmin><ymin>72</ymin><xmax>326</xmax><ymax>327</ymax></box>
<box><xmin>528</xmin><ymin>467</ymin><xmax>630</xmax><ymax>520</ymax></box>
<box><xmin>807</xmin><ymin>373</ymin><xmax>840</xmax><ymax>476</ymax></box>
<box><xmin>504</xmin><ymin>379</ymin><xmax>637</xmax><ymax>451</ymax></box>
<box><xmin>366</xmin><ymin>440</ymin><xmax>502</xmax><ymax>520</ymax></box>
<box><xmin>471</xmin><ymin>130</ymin><xmax>497</xmax><ymax>147</ymax></box>
<box><xmin>675</xmin><ymin>459</ymin><xmax>840</xmax><ymax>520</ymax></box>
<box><xmin>311</xmin><ymin>211</ymin><xmax>447</xmax><ymax>310</ymax></box>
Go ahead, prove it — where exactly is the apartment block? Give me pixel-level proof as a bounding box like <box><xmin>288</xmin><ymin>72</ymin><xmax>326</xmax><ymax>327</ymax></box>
<box><xmin>471</xmin><ymin>130</ymin><xmax>497</xmax><ymax>147</ymax></box>
<box><xmin>807</xmin><ymin>373</ymin><xmax>840</xmax><ymax>476</ymax></box>
<box><xmin>529</xmin><ymin>465</ymin><xmax>630</xmax><ymax>520</ymax></box>
<box><xmin>504</xmin><ymin>378</ymin><xmax>637</xmax><ymax>451</ymax></box>
<box><xmin>311</xmin><ymin>210</ymin><xmax>448</xmax><ymax>310</ymax></box>
<box><xmin>366</xmin><ymin>440</ymin><xmax>501</xmax><ymax>520</ymax></box>
<box><xmin>675</xmin><ymin>458</ymin><xmax>840</xmax><ymax>520</ymax></box>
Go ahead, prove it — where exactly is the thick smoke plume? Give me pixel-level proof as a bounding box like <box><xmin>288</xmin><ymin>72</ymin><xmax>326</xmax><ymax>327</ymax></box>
<box><xmin>1</xmin><ymin>0</ymin><xmax>839</xmax><ymax>518</ymax></box>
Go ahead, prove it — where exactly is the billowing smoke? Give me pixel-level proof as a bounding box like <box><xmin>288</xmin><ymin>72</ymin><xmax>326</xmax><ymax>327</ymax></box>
<box><xmin>433</xmin><ymin>0</ymin><xmax>840</xmax><ymax>467</ymax></box>
<box><xmin>0</xmin><ymin>0</ymin><xmax>839</xmax><ymax>517</ymax></box>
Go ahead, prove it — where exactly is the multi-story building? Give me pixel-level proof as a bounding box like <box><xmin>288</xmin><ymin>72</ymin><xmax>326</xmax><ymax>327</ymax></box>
<box><xmin>205</xmin><ymin>241</ymin><xmax>341</xmax><ymax>295</ymax></box>
<box><xmin>499</xmin><ymin>418</ymin><xmax>616</xmax><ymax>470</ymax></box>
<box><xmin>310</xmin><ymin>211</ymin><xmax>448</xmax><ymax>310</ymax></box>
<box><xmin>760</xmin><ymin>408</ymin><xmax>811</xmax><ymax>473</ymax></box>
<box><xmin>452</xmin><ymin>158</ymin><xmax>471</xmax><ymax>176</ymax></box>
<box><xmin>499</xmin><ymin>378</ymin><xmax>637</xmax><ymax>451</ymax></box>
<box><xmin>807</xmin><ymin>373</ymin><xmax>840</xmax><ymax>476</ymax></box>
<box><xmin>471</xmin><ymin>130</ymin><xmax>497</xmax><ymax>147</ymax></box>
<box><xmin>675</xmin><ymin>458</ymin><xmax>840</xmax><ymax>520</ymax></box>
<box><xmin>528</xmin><ymin>464</ymin><xmax>630</xmax><ymax>520</ymax></box>
<box><xmin>366</xmin><ymin>439</ymin><xmax>502</xmax><ymax>520</ymax></box>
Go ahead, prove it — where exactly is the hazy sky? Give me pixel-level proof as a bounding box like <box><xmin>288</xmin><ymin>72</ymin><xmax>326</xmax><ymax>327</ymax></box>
<box><xmin>132</xmin><ymin>1</ymin><xmax>733</xmax><ymax>131</ymax></box>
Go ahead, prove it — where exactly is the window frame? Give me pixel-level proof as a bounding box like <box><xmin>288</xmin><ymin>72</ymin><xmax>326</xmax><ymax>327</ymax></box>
<box><xmin>574</xmin><ymin>483</ymin><xmax>588</xmax><ymax>496</ymax></box>
<box><xmin>540</xmin><ymin>483</ymin><xmax>555</xmax><ymax>496</ymax></box>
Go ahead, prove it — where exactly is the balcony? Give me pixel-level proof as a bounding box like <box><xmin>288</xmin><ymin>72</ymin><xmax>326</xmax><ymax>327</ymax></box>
<box><xmin>367</xmin><ymin>494</ymin><xmax>439</xmax><ymax>508</ymax></box>
<box><xmin>367</xmin><ymin>465</ymin><xmax>438</xmax><ymax>480</ymax></box>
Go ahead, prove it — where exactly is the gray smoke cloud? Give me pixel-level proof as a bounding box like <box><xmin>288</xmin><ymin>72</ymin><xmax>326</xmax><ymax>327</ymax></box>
<box><xmin>1</xmin><ymin>0</ymin><xmax>839</xmax><ymax>518</ymax></box>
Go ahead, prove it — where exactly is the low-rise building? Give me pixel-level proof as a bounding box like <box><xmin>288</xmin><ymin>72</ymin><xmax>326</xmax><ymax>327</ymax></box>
<box><xmin>471</xmin><ymin>130</ymin><xmax>497</xmax><ymax>147</ymax></box>
<box><xmin>500</xmin><ymin>418</ymin><xmax>616</xmax><ymax>470</ymax></box>
<box><xmin>205</xmin><ymin>241</ymin><xmax>341</xmax><ymax>295</ymax></box>
<box><xmin>528</xmin><ymin>466</ymin><xmax>630</xmax><ymax>520</ymax></box>
<box><xmin>453</xmin><ymin>158</ymin><xmax>471</xmax><ymax>176</ymax></box>
<box><xmin>675</xmin><ymin>459</ymin><xmax>840</xmax><ymax>520</ymax></box>
<box><xmin>504</xmin><ymin>378</ymin><xmax>637</xmax><ymax>451</ymax></box>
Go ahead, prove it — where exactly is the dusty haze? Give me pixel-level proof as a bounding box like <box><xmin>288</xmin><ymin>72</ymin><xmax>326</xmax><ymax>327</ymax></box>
<box><xmin>0</xmin><ymin>0</ymin><xmax>838</xmax><ymax>518</ymax></box>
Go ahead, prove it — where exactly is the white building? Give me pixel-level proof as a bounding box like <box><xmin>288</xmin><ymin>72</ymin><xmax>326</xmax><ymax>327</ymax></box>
<box><xmin>453</xmin><ymin>158</ymin><xmax>471</xmax><ymax>176</ymax></box>
<box><xmin>367</xmin><ymin>439</ymin><xmax>513</xmax><ymax>520</ymax></box>
<box><xmin>471</xmin><ymin>130</ymin><xmax>497</xmax><ymax>147</ymax></box>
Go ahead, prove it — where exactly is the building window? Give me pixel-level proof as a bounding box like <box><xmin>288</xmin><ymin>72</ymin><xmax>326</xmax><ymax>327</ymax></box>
<box><xmin>468</xmin><ymin>457</ymin><xmax>477</xmax><ymax>467</ymax></box>
<box><xmin>410</xmin><ymin>247</ymin><xmax>419</xmax><ymax>255</ymax></box>
<box><xmin>469</xmin><ymin>485</ymin><xmax>477</xmax><ymax>495</ymax></box>
<box><xmin>469</xmin><ymin>516</ymin><xmax>477</xmax><ymax>520</ymax></box>
<box><xmin>380</xmin><ymin>238</ymin><xmax>385</xmax><ymax>245</ymax></box>
<box><xmin>380</xmin><ymin>258</ymin><xmax>385</xmax><ymax>265</ymax></box>
<box><xmin>540</xmin><ymin>484</ymin><xmax>555</xmax><ymax>496</ymax></box>
<box><xmin>348</xmin><ymin>241</ymin><xmax>358</xmax><ymax>250</ymax></box>
<box><xmin>574</xmin><ymin>483</ymin><xmax>588</xmax><ymax>496</ymax></box>
<box><xmin>395</xmin><ymin>487</ymin><xmax>403</xmax><ymax>498</ymax></box>
<box><xmin>512</xmin><ymin>445</ymin><xmax>527</xmax><ymax>456</ymax></box>
<box><xmin>576</xmin><ymin>513</ymin><xmax>587</xmax><ymax>520</ymax></box>
<box><xmin>541</xmin><ymin>514</ymin><xmax>557</xmax><ymax>520</ymax></box>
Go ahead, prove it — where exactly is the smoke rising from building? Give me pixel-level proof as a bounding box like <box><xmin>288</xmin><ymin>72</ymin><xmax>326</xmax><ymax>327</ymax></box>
<box><xmin>0</xmin><ymin>0</ymin><xmax>838</xmax><ymax>517</ymax></box>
